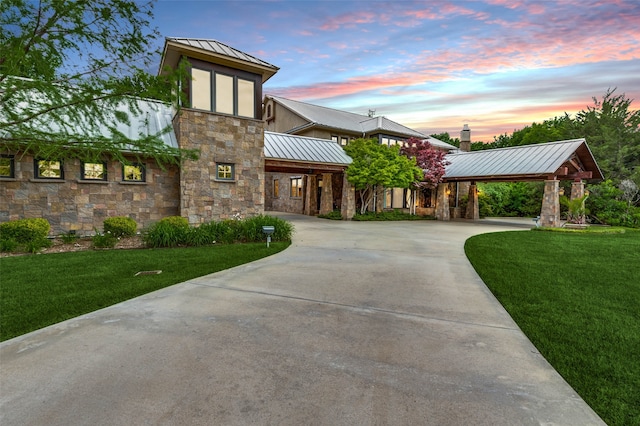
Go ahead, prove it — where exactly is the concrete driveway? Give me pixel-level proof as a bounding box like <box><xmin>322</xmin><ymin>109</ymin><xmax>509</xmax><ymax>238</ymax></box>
<box><xmin>0</xmin><ymin>214</ymin><xmax>604</xmax><ymax>425</ymax></box>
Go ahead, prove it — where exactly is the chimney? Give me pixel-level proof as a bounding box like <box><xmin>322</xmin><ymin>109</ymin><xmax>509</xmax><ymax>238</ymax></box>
<box><xmin>460</xmin><ymin>124</ymin><xmax>471</xmax><ymax>152</ymax></box>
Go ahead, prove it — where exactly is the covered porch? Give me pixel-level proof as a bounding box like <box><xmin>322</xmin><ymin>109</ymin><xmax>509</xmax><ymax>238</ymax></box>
<box><xmin>439</xmin><ymin>139</ymin><xmax>603</xmax><ymax>227</ymax></box>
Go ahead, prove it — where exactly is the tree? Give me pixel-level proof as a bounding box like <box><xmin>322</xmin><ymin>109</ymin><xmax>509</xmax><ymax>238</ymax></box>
<box><xmin>400</xmin><ymin>137</ymin><xmax>449</xmax><ymax>188</ymax></box>
<box><xmin>430</xmin><ymin>132</ymin><xmax>459</xmax><ymax>148</ymax></box>
<box><xmin>566</xmin><ymin>88</ymin><xmax>640</xmax><ymax>184</ymax></box>
<box><xmin>344</xmin><ymin>138</ymin><xmax>421</xmax><ymax>214</ymax></box>
<box><xmin>0</xmin><ymin>0</ymin><xmax>195</xmax><ymax>166</ymax></box>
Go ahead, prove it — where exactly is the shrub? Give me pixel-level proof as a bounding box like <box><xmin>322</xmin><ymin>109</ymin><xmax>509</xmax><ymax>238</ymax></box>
<box><xmin>103</xmin><ymin>216</ymin><xmax>137</xmax><ymax>238</ymax></box>
<box><xmin>318</xmin><ymin>210</ymin><xmax>343</xmax><ymax>220</ymax></box>
<box><xmin>92</xmin><ymin>230</ymin><xmax>117</xmax><ymax>249</ymax></box>
<box><xmin>143</xmin><ymin>216</ymin><xmax>190</xmax><ymax>248</ymax></box>
<box><xmin>59</xmin><ymin>231</ymin><xmax>79</xmax><ymax>244</ymax></box>
<box><xmin>0</xmin><ymin>238</ymin><xmax>18</xmax><ymax>252</ymax></box>
<box><xmin>185</xmin><ymin>223</ymin><xmax>218</xmax><ymax>246</ymax></box>
<box><xmin>239</xmin><ymin>215</ymin><xmax>294</xmax><ymax>242</ymax></box>
<box><xmin>25</xmin><ymin>237</ymin><xmax>52</xmax><ymax>253</ymax></box>
<box><xmin>0</xmin><ymin>218</ymin><xmax>50</xmax><ymax>243</ymax></box>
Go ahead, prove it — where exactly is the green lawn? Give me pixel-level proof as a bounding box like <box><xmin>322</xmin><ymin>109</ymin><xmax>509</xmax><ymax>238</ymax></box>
<box><xmin>465</xmin><ymin>230</ymin><xmax>640</xmax><ymax>426</ymax></box>
<box><xmin>0</xmin><ymin>242</ymin><xmax>289</xmax><ymax>342</ymax></box>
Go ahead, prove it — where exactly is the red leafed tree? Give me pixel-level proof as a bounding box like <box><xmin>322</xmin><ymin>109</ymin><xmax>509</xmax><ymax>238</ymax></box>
<box><xmin>400</xmin><ymin>137</ymin><xmax>449</xmax><ymax>188</ymax></box>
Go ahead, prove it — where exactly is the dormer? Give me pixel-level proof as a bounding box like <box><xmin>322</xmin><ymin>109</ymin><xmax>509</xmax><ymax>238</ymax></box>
<box><xmin>159</xmin><ymin>37</ymin><xmax>279</xmax><ymax>119</ymax></box>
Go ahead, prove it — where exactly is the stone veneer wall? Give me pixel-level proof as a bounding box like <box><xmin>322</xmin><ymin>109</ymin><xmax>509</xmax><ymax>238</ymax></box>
<box><xmin>0</xmin><ymin>154</ymin><xmax>180</xmax><ymax>236</ymax></box>
<box><xmin>265</xmin><ymin>172</ymin><xmax>304</xmax><ymax>214</ymax></box>
<box><xmin>175</xmin><ymin>109</ymin><xmax>265</xmax><ymax>224</ymax></box>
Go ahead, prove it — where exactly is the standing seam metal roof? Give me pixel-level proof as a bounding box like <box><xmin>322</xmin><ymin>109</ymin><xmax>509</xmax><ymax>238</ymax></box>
<box><xmin>268</xmin><ymin>95</ymin><xmax>428</xmax><ymax>139</ymax></box>
<box><xmin>264</xmin><ymin>131</ymin><xmax>352</xmax><ymax>165</ymax></box>
<box><xmin>166</xmin><ymin>37</ymin><xmax>279</xmax><ymax>70</ymax></box>
<box><xmin>444</xmin><ymin>139</ymin><xmax>599</xmax><ymax>180</ymax></box>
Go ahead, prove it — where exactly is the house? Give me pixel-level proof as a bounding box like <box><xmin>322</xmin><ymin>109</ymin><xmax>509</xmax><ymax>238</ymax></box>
<box><xmin>0</xmin><ymin>37</ymin><xmax>603</xmax><ymax>235</ymax></box>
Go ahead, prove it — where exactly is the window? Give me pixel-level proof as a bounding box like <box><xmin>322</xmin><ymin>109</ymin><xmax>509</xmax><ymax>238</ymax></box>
<box><xmin>81</xmin><ymin>162</ymin><xmax>107</xmax><ymax>180</ymax></box>
<box><xmin>35</xmin><ymin>159</ymin><xmax>63</xmax><ymax>179</ymax></box>
<box><xmin>273</xmin><ymin>179</ymin><xmax>280</xmax><ymax>198</ymax></box>
<box><xmin>189</xmin><ymin>61</ymin><xmax>260</xmax><ymax>118</ymax></box>
<box><xmin>340</xmin><ymin>137</ymin><xmax>348</xmax><ymax>146</ymax></box>
<box><xmin>0</xmin><ymin>155</ymin><xmax>14</xmax><ymax>178</ymax></box>
<box><xmin>216</xmin><ymin>163</ymin><xmax>234</xmax><ymax>180</ymax></box>
<box><xmin>215</xmin><ymin>73</ymin><xmax>234</xmax><ymax>115</ymax></box>
<box><xmin>191</xmin><ymin>68</ymin><xmax>212</xmax><ymax>111</ymax></box>
<box><xmin>123</xmin><ymin>163</ymin><xmax>145</xmax><ymax>182</ymax></box>
<box><xmin>237</xmin><ymin>78</ymin><xmax>255</xmax><ymax>118</ymax></box>
<box><xmin>290</xmin><ymin>177</ymin><xmax>302</xmax><ymax>198</ymax></box>
<box><xmin>331</xmin><ymin>136</ymin><xmax>339</xmax><ymax>143</ymax></box>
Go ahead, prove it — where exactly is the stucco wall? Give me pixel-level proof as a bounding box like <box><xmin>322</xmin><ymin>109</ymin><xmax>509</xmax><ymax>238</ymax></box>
<box><xmin>0</xmin><ymin>154</ymin><xmax>180</xmax><ymax>236</ymax></box>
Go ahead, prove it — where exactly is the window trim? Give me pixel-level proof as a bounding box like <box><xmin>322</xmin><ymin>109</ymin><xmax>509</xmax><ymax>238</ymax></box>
<box><xmin>122</xmin><ymin>163</ymin><xmax>145</xmax><ymax>182</ymax></box>
<box><xmin>81</xmin><ymin>161</ymin><xmax>107</xmax><ymax>181</ymax></box>
<box><xmin>216</xmin><ymin>163</ymin><xmax>235</xmax><ymax>181</ymax></box>
<box><xmin>0</xmin><ymin>155</ymin><xmax>15</xmax><ymax>178</ymax></box>
<box><xmin>34</xmin><ymin>158</ymin><xmax>64</xmax><ymax>180</ymax></box>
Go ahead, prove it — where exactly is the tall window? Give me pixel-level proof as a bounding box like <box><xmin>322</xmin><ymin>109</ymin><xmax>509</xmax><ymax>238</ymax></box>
<box><xmin>123</xmin><ymin>163</ymin><xmax>145</xmax><ymax>182</ymax></box>
<box><xmin>190</xmin><ymin>63</ymin><xmax>259</xmax><ymax>118</ymax></box>
<box><xmin>81</xmin><ymin>162</ymin><xmax>107</xmax><ymax>180</ymax></box>
<box><xmin>216</xmin><ymin>163</ymin><xmax>234</xmax><ymax>180</ymax></box>
<box><xmin>35</xmin><ymin>159</ymin><xmax>63</xmax><ymax>179</ymax></box>
<box><xmin>290</xmin><ymin>177</ymin><xmax>302</xmax><ymax>198</ymax></box>
<box><xmin>273</xmin><ymin>179</ymin><xmax>280</xmax><ymax>198</ymax></box>
<box><xmin>0</xmin><ymin>155</ymin><xmax>14</xmax><ymax>178</ymax></box>
<box><xmin>340</xmin><ymin>137</ymin><xmax>348</xmax><ymax>146</ymax></box>
<box><xmin>191</xmin><ymin>68</ymin><xmax>212</xmax><ymax>111</ymax></box>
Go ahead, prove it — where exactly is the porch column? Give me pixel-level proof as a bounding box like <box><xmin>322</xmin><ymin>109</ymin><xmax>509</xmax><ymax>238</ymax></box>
<box><xmin>341</xmin><ymin>173</ymin><xmax>355</xmax><ymax>220</ymax></box>
<box><xmin>320</xmin><ymin>173</ymin><xmax>333</xmax><ymax>215</ymax></box>
<box><xmin>540</xmin><ymin>179</ymin><xmax>560</xmax><ymax>227</ymax></box>
<box><xmin>436</xmin><ymin>183</ymin><xmax>450</xmax><ymax>221</ymax></box>
<box><xmin>571</xmin><ymin>179</ymin><xmax>585</xmax><ymax>200</ymax></box>
<box><xmin>465</xmin><ymin>182</ymin><xmax>479</xmax><ymax>220</ymax></box>
<box><xmin>304</xmin><ymin>174</ymin><xmax>316</xmax><ymax>216</ymax></box>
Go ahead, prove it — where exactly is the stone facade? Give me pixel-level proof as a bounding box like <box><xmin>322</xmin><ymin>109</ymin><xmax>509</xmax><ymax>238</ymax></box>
<box><xmin>265</xmin><ymin>172</ymin><xmax>305</xmax><ymax>214</ymax></box>
<box><xmin>0</xmin><ymin>154</ymin><xmax>180</xmax><ymax>236</ymax></box>
<box><xmin>174</xmin><ymin>109</ymin><xmax>265</xmax><ymax>224</ymax></box>
<box><xmin>540</xmin><ymin>179</ymin><xmax>560</xmax><ymax>227</ymax></box>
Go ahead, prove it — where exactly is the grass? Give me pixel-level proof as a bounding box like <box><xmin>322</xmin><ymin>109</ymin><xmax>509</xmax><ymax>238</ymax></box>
<box><xmin>465</xmin><ymin>230</ymin><xmax>640</xmax><ymax>426</ymax></box>
<box><xmin>0</xmin><ymin>242</ymin><xmax>289</xmax><ymax>342</ymax></box>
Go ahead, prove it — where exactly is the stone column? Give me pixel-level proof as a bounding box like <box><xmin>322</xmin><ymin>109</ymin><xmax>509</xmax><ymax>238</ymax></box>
<box><xmin>571</xmin><ymin>180</ymin><xmax>585</xmax><ymax>200</ymax></box>
<box><xmin>341</xmin><ymin>173</ymin><xmax>355</xmax><ymax>220</ymax></box>
<box><xmin>436</xmin><ymin>182</ymin><xmax>450</xmax><ymax>221</ymax></box>
<box><xmin>540</xmin><ymin>179</ymin><xmax>560</xmax><ymax>227</ymax></box>
<box><xmin>303</xmin><ymin>175</ymin><xmax>317</xmax><ymax>216</ymax></box>
<box><xmin>465</xmin><ymin>182</ymin><xmax>479</xmax><ymax>220</ymax></box>
<box><xmin>320</xmin><ymin>173</ymin><xmax>333</xmax><ymax>215</ymax></box>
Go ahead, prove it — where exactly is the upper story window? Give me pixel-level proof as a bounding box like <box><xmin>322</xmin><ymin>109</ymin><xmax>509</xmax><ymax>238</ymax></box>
<box><xmin>123</xmin><ymin>163</ymin><xmax>145</xmax><ymax>182</ymax></box>
<box><xmin>340</xmin><ymin>137</ymin><xmax>348</xmax><ymax>146</ymax></box>
<box><xmin>189</xmin><ymin>60</ymin><xmax>260</xmax><ymax>119</ymax></box>
<box><xmin>81</xmin><ymin>162</ymin><xmax>107</xmax><ymax>181</ymax></box>
<box><xmin>35</xmin><ymin>159</ymin><xmax>63</xmax><ymax>179</ymax></box>
<box><xmin>0</xmin><ymin>155</ymin><xmax>14</xmax><ymax>178</ymax></box>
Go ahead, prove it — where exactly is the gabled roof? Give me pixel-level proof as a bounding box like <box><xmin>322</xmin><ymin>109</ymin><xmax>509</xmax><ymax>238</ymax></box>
<box><xmin>264</xmin><ymin>131</ymin><xmax>352</xmax><ymax>166</ymax></box>
<box><xmin>444</xmin><ymin>139</ymin><xmax>604</xmax><ymax>182</ymax></box>
<box><xmin>160</xmin><ymin>37</ymin><xmax>279</xmax><ymax>82</ymax></box>
<box><xmin>267</xmin><ymin>95</ymin><xmax>428</xmax><ymax>139</ymax></box>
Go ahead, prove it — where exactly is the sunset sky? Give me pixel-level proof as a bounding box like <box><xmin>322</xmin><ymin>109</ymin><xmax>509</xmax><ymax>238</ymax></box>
<box><xmin>153</xmin><ymin>0</ymin><xmax>640</xmax><ymax>142</ymax></box>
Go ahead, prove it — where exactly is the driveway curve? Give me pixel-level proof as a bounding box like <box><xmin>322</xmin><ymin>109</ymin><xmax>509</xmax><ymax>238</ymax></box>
<box><xmin>0</xmin><ymin>214</ymin><xmax>604</xmax><ymax>425</ymax></box>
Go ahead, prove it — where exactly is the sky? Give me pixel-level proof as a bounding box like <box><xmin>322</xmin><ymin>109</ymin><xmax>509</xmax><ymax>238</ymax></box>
<box><xmin>152</xmin><ymin>0</ymin><xmax>640</xmax><ymax>142</ymax></box>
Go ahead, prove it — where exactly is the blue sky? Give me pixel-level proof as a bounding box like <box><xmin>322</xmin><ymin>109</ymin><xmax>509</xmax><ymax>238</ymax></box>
<box><xmin>153</xmin><ymin>0</ymin><xmax>640</xmax><ymax>142</ymax></box>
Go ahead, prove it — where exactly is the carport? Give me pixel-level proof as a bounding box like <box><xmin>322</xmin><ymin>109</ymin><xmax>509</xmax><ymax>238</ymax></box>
<box><xmin>439</xmin><ymin>139</ymin><xmax>604</xmax><ymax>227</ymax></box>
